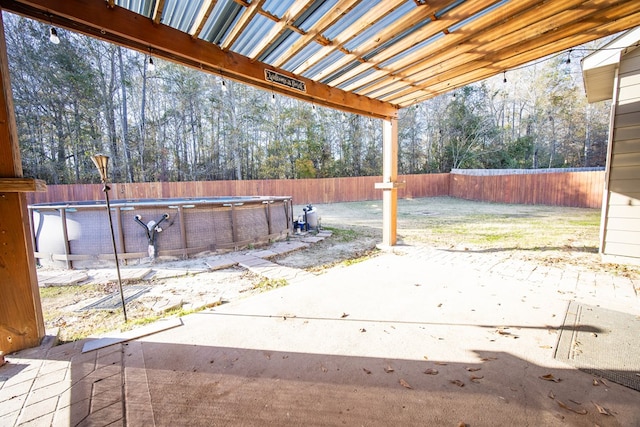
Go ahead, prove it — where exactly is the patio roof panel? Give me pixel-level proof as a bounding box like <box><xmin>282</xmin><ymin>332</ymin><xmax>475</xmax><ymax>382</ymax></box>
<box><xmin>2</xmin><ymin>0</ymin><xmax>639</xmax><ymax>118</ymax></box>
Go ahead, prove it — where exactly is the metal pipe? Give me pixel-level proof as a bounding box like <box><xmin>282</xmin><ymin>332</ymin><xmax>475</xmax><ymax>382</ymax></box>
<box><xmin>103</xmin><ymin>184</ymin><xmax>127</xmax><ymax>322</ymax></box>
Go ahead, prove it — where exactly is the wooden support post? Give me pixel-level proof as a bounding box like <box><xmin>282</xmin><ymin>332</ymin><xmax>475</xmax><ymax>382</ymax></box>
<box><xmin>59</xmin><ymin>208</ymin><xmax>72</xmax><ymax>269</ymax></box>
<box><xmin>374</xmin><ymin>118</ymin><xmax>404</xmax><ymax>247</ymax></box>
<box><xmin>265</xmin><ymin>201</ymin><xmax>272</xmax><ymax>235</ymax></box>
<box><xmin>178</xmin><ymin>206</ymin><xmax>188</xmax><ymax>258</ymax></box>
<box><xmin>0</xmin><ymin>10</ymin><xmax>45</xmax><ymax>353</ymax></box>
<box><xmin>230</xmin><ymin>204</ymin><xmax>238</xmax><ymax>244</ymax></box>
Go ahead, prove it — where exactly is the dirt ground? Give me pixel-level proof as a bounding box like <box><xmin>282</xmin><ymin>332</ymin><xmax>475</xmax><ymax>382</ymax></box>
<box><xmin>38</xmin><ymin>197</ymin><xmax>639</xmax><ymax>342</ymax></box>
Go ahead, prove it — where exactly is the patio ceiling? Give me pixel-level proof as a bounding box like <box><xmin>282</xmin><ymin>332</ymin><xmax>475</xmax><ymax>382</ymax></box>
<box><xmin>1</xmin><ymin>0</ymin><xmax>640</xmax><ymax>119</ymax></box>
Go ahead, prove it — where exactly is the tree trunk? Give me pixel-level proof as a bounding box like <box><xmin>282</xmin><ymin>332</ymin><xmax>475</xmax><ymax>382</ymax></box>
<box><xmin>118</xmin><ymin>46</ymin><xmax>134</xmax><ymax>183</ymax></box>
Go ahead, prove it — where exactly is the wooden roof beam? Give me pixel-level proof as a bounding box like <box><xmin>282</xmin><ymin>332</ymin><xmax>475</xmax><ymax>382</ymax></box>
<box><xmin>0</xmin><ymin>0</ymin><xmax>398</xmax><ymax>119</ymax></box>
<box><xmin>219</xmin><ymin>0</ymin><xmax>263</xmax><ymax>49</ymax></box>
<box><xmin>271</xmin><ymin>0</ymin><xmax>361</xmax><ymax>68</ymax></box>
<box><xmin>248</xmin><ymin>0</ymin><xmax>313</xmax><ymax>60</ymax></box>
<box><xmin>293</xmin><ymin>0</ymin><xmax>405</xmax><ymax>76</ymax></box>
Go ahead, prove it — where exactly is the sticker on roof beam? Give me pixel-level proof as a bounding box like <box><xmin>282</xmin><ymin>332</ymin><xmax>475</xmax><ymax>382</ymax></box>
<box><xmin>265</xmin><ymin>69</ymin><xmax>306</xmax><ymax>92</ymax></box>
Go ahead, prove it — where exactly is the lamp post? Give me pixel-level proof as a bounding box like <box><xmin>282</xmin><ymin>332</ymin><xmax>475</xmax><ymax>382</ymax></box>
<box><xmin>91</xmin><ymin>154</ymin><xmax>127</xmax><ymax>322</ymax></box>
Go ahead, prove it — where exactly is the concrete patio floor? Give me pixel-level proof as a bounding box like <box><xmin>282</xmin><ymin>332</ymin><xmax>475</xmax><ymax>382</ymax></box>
<box><xmin>2</xmin><ymin>244</ymin><xmax>639</xmax><ymax>426</ymax></box>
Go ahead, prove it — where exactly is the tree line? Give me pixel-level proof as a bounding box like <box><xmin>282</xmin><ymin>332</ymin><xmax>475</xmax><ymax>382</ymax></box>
<box><xmin>5</xmin><ymin>13</ymin><xmax>611</xmax><ymax>185</ymax></box>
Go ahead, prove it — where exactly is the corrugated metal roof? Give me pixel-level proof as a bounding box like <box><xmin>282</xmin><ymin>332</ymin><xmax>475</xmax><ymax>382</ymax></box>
<box><xmin>9</xmin><ymin>0</ymin><xmax>640</xmax><ymax>117</ymax></box>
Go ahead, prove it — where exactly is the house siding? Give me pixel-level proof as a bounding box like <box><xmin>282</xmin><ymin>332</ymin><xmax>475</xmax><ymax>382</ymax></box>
<box><xmin>603</xmin><ymin>46</ymin><xmax>640</xmax><ymax>264</ymax></box>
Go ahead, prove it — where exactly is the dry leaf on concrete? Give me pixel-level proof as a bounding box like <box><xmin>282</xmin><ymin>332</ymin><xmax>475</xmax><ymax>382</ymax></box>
<box><xmin>363</xmin><ymin>368</ymin><xmax>371</xmax><ymax>374</ymax></box>
<box><xmin>450</xmin><ymin>379</ymin><xmax>465</xmax><ymax>387</ymax></box>
<box><xmin>423</xmin><ymin>368</ymin><xmax>439</xmax><ymax>375</ymax></box>
<box><xmin>341</xmin><ymin>312</ymin><xmax>349</xmax><ymax>318</ymax></box>
<box><xmin>557</xmin><ymin>400</ymin><xmax>587</xmax><ymax>415</ymax></box>
<box><xmin>470</xmin><ymin>375</ymin><xmax>484</xmax><ymax>383</ymax></box>
<box><xmin>435</xmin><ymin>362</ymin><xmax>448</xmax><ymax>366</ymax></box>
<box><xmin>384</xmin><ymin>365</ymin><xmax>395</xmax><ymax>373</ymax></box>
<box><xmin>399</xmin><ymin>379</ymin><xmax>413</xmax><ymax>389</ymax></box>
<box><xmin>548</xmin><ymin>390</ymin><xmax>555</xmax><ymax>399</ymax></box>
<box><xmin>465</xmin><ymin>367</ymin><xmax>481</xmax><ymax>372</ymax></box>
<box><xmin>539</xmin><ymin>374</ymin><xmax>562</xmax><ymax>383</ymax></box>
<box><xmin>592</xmin><ymin>402</ymin><xmax>612</xmax><ymax>416</ymax></box>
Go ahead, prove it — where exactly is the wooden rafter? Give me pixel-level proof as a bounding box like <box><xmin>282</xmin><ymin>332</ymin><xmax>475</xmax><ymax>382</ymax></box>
<box><xmin>271</xmin><ymin>0</ymin><xmax>362</xmax><ymax>68</ymax></box>
<box><xmin>312</xmin><ymin>0</ymin><xmax>457</xmax><ymax>83</ymax></box>
<box><xmin>375</xmin><ymin>0</ymin><xmax>589</xmax><ymax>98</ymax></box>
<box><xmin>0</xmin><ymin>0</ymin><xmax>398</xmax><ymax>119</ymax></box>
<box><xmin>151</xmin><ymin>0</ymin><xmax>165</xmax><ymax>25</ymax></box>
<box><xmin>345</xmin><ymin>0</ymin><xmax>548</xmax><ymax>96</ymax></box>
<box><xmin>189</xmin><ymin>0</ymin><xmax>218</xmax><ymax>38</ymax></box>
<box><xmin>382</xmin><ymin>0</ymin><xmax>638</xmax><ymax>104</ymax></box>
<box><xmin>394</xmin><ymin>8</ymin><xmax>640</xmax><ymax>106</ymax></box>
<box><xmin>334</xmin><ymin>0</ymin><xmax>499</xmax><ymax>91</ymax></box>
<box><xmin>293</xmin><ymin>0</ymin><xmax>406</xmax><ymax>76</ymax></box>
<box><xmin>220</xmin><ymin>0</ymin><xmax>262</xmax><ymax>49</ymax></box>
<box><xmin>247</xmin><ymin>0</ymin><xmax>313</xmax><ymax>60</ymax></box>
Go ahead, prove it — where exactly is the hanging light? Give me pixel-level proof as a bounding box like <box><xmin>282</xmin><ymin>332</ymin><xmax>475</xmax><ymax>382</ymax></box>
<box><xmin>221</xmin><ymin>79</ymin><xmax>227</xmax><ymax>91</ymax></box>
<box><xmin>148</xmin><ymin>57</ymin><xmax>155</xmax><ymax>72</ymax></box>
<box><xmin>566</xmin><ymin>49</ymin><xmax>572</xmax><ymax>64</ymax></box>
<box><xmin>503</xmin><ymin>71</ymin><xmax>507</xmax><ymax>83</ymax></box>
<box><xmin>271</xmin><ymin>92</ymin><xmax>276</xmax><ymax>104</ymax></box>
<box><xmin>49</xmin><ymin>27</ymin><xmax>60</xmax><ymax>44</ymax></box>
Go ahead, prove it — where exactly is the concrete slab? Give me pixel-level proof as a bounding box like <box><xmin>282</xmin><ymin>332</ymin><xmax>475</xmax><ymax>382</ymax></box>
<box><xmin>299</xmin><ymin>236</ymin><xmax>325</xmax><ymax>243</ymax></box>
<box><xmin>204</xmin><ymin>258</ymin><xmax>238</xmax><ymax>271</ymax></box>
<box><xmin>109</xmin><ymin>268</ymin><xmax>153</xmax><ymax>282</ymax></box>
<box><xmin>252</xmin><ymin>249</ymin><xmax>278</xmax><ymax>259</ymax></box>
<box><xmin>149</xmin><ymin>267</ymin><xmax>209</xmax><ymax>280</ymax></box>
<box><xmin>141</xmin><ymin>296</ymin><xmax>184</xmax><ymax>314</ymax></box>
<box><xmin>268</xmin><ymin>241</ymin><xmax>310</xmax><ymax>255</ymax></box>
<box><xmin>37</xmin><ymin>271</ymin><xmax>89</xmax><ymax>287</ymax></box>
<box><xmin>4</xmin><ymin>245</ymin><xmax>640</xmax><ymax>426</ymax></box>
<box><xmin>130</xmin><ymin>250</ymin><xmax>640</xmax><ymax>426</ymax></box>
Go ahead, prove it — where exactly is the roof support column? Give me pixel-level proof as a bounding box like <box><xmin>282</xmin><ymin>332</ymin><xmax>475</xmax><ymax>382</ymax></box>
<box><xmin>0</xmin><ymin>10</ymin><xmax>45</xmax><ymax>354</ymax></box>
<box><xmin>375</xmin><ymin>117</ymin><xmax>404</xmax><ymax>247</ymax></box>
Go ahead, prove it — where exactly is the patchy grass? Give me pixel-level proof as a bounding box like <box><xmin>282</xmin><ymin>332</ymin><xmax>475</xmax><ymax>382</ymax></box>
<box><xmin>252</xmin><ymin>277</ymin><xmax>289</xmax><ymax>292</ymax></box>
<box><xmin>323</xmin><ymin>226</ymin><xmax>359</xmax><ymax>242</ymax></box>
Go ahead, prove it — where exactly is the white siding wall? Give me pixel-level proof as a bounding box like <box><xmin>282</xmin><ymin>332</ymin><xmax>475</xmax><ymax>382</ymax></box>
<box><xmin>602</xmin><ymin>46</ymin><xmax>640</xmax><ymax>264</ymax></box>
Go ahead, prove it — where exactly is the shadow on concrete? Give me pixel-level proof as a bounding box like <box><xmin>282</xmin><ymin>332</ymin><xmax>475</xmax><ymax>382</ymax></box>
<box><xmin>442</xmin><ymin>246</ymin><xmax>599</xmax><ymax>254</ymax></box>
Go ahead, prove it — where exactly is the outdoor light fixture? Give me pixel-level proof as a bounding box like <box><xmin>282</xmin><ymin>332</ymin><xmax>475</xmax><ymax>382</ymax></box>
<box><xmin>566</xmin><ymin>50</ymin><xmax>572</xmax><ymax>64</ymax></box>
<box><xmin>503</xmin><ymin>71</ymin><xmax>507</xmax><ymax>83</ymax></box>
<box><xmin>148</xmin><ymin>57</ymin><xmax>155</xmax><ymax>72</ymax></box>
<box><xmin>49</xmin><ymin>27</ymin><xmax>60</xmax><ymax>44</ymax></box>
<box><xmin>91</xmin><ymin>154</ymin><xmax>128</xmax><ymax>322</ymax></box>
<box><xmin>221</xmin><ymin>79</ymin><xmax>227</xmax><ymax>91</ymax></box>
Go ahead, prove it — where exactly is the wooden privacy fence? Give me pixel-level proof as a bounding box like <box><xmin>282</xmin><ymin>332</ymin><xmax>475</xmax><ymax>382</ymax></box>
<box><xmin>26</xmin><ymin>170</ymin><xmax>605</xmax><ymax>208</ymax></box>
<box><xmin>450</xmin><ymin>170</ymin><xmax>605</xmax><ymax>208</ymax></box>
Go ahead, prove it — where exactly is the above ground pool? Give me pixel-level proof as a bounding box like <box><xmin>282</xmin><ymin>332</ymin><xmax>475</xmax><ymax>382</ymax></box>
<box><xmin>29</xmin><ymin>196</ymin><xmax>293</xmax><ymax>268</ymax></box>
